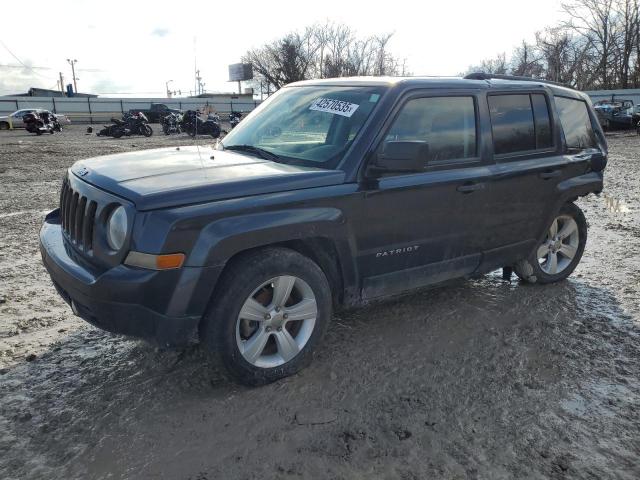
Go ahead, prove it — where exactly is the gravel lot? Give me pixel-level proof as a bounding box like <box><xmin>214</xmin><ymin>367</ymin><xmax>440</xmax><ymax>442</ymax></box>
<box><xmin>0</xmin><ymin>125</ymin><xmax>639</xmax><ymax>479</ymax></box>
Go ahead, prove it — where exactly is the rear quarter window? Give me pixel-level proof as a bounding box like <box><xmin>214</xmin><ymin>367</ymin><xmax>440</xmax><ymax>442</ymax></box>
<box><xmin>555</xmin><ymin>97</ymin><xmax>597</xmax><ymax>150</ymax></box>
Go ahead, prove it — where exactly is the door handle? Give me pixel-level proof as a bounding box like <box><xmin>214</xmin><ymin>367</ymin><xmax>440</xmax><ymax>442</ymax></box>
<box><xmin>539</xmin><ymin>169</ymin><xmax>562</xmax><ymax>180</ymax></box>
<box><xmin>456</xmin><ymin>182</ymin><xmax>485</xmax><ymax>193</ymax></box>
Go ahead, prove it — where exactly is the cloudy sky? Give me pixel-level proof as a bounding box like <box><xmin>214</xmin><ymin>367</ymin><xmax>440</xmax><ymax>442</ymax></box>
<box><xmin>1</xmin><ymin>0</ymin><xmax>564</xmax><ymax>97</ymax></box>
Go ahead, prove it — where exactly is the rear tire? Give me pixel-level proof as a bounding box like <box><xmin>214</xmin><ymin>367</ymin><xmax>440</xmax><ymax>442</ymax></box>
<box><xmin>200</xmin><ymin>247</ymin><xmax>332</xmax><ymax>386</ymax></box>
<box><xmin>514</xmin><ymin>202</ymin><xmax>587</xmax><ymax>284</ymax></box>
<box><xmin>0</xmin><ymin>122</ymin><xmax>9</xmax><ymax>130</ymax></box>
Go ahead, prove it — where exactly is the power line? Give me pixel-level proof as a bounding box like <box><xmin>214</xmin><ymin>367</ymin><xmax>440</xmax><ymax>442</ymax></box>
<box><xmin>0</xmin><ymin>63</ymin><xmax>104</xmax><ymax>72</ymax></box>
<box><xmin>0</xmin><ymin>39</ymin><xmax>51</xmax><ymax>79</ymax></box>
<box><xmin>0</xmin><ymin>64</ymin><xmax>50</xmax><ymax>70</ymax></box>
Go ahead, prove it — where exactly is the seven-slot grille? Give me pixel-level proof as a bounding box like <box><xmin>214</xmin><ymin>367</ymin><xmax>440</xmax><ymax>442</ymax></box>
<box><xmin>60</xmin><ymin>179</ymin><xmax>97</xmax><ymax>252</ymax></box>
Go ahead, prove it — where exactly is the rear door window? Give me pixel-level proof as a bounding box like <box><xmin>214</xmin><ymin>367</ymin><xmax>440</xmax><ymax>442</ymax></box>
<box><xmin>488</xmin><ymin>94</ymin><xmax>535</xmax><ymax>154</ymax></box>
<box><xmin>488</xmin><ymin>93</ymin><xmax>554</xmax><ymax>155</ymax></box>
<box><xmin>555</xmin><ymin>97</ymin><xmax>597</xmax><ymax>150</ymax></box>
<box><xmin>531</xmin><ymin>94</ymin><xmax>553</xmax><ymax>149</ymax></box>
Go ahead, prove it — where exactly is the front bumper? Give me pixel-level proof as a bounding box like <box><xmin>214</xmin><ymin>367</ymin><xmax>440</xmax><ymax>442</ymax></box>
<box><xmin>39</xmin><ymin>209</ymin><xmax>223</xmax><ymax>347</ymax></box>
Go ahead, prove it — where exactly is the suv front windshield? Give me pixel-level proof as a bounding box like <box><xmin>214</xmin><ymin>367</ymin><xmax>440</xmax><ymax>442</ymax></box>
<box><xmin>220</xmin><ymin>85</ymin><xmax>386</xmax><ymax>168</ymax></box>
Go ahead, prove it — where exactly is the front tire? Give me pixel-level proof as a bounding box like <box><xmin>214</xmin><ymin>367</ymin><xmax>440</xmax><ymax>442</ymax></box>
<box><xmin>200</xmin><ymin>247</ymin><xmax>332</xmax><ymax>386</ymax></box>
<box><xmin>514</xmin><ymin>203</ymin><xmax>587</xmax><ymax>284</ymax></box>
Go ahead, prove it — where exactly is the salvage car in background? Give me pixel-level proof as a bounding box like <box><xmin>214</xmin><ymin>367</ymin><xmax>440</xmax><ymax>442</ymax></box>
<box><xmin>0</xmin><ymin>109</ymin><xmax>70</xmax><ymax>129</ymax></box>
<box><xmin>130</xmin><ymin>103</ymin><xmax>182</xmax><ymax>123</ymax></box>
<box><xmin>593</xmin><ymin>99</ymin><xmax>640</xmax><ymax>130</ymax></box>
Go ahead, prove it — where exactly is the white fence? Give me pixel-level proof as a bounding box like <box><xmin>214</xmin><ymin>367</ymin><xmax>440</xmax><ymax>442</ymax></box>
<box><xmin>585</xmin><ymin>88</ymin><xmax>640</xmax><ymax>106</ymax></box>
<box><xmin>0</xmin><ymin>95</ymin><xmax>260</xmax><ymax>124</ymax></box>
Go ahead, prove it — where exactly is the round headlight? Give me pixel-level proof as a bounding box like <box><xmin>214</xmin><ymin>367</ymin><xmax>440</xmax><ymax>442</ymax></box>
<box><xmin>106</xmin><ymin>206</ymin><xmax>128</xmax><ymax>251</ymax></box>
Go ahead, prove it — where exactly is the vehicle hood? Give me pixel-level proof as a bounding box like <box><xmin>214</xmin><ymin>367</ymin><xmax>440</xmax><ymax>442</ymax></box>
<box><xmin>69</xmin><ymin>145</ymin><xmax>346</xmax><ymax>210</ymax></box>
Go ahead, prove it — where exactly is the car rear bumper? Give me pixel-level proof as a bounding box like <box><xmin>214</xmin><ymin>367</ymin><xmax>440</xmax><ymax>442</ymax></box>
<box><xmin>39</xmin><ymin>209</ymin><xmax>223</xmax><ymax>347</ymax></box>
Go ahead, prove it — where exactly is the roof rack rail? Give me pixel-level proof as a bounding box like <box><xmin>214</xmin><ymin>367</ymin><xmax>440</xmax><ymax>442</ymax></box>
<box><xmin>463</xmin><ymin>72</ymin><xmax>573</xmax><ymax>89</ymax></box>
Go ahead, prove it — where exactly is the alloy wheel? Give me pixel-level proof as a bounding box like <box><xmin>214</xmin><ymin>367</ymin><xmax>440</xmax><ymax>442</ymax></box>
<box><xmin>235</xmin><ymin>276</ymin><xmax>318</xmax><ymax>368</ymax></box>
<box><xmin>537</xmin><ymin>214</ymin><xmax>580</xmax><ymax>275</ymax></box>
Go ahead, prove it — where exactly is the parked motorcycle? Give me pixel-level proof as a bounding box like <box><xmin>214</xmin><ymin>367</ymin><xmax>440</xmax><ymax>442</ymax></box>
<box><xmin>161</xmin><ymin>112</ymin><xmax>183</xmax><ymax>135</ymax></box>
<box><xmin>97</xmin><ymin>112</ymin><xmax>153</xmax><ymax>138</ymax></box>
<box><xmin>23</xmin><ymin>110</ymin><xmax>62</xmax><ymax>135</ymax></box>
<box><xmin>97</xmin><ymin>117</ymin><xmax>125</xmax><ymax>137</ymax></box>
<box><xmin>181</xmin><ymin>110</ymin><xmax>221</xmax><ymax>138</ymax></box>
<box><xmin>229</xmin><ymin>111</ymin><xmax>243</xmax><ymax>129</ymax></box>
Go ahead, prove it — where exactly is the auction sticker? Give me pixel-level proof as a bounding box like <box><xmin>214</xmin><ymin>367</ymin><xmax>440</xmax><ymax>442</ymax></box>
<box><xmin>309</xmin><ymin>98</ymin><xmax>359</xmax><ymax>117</ymax></box>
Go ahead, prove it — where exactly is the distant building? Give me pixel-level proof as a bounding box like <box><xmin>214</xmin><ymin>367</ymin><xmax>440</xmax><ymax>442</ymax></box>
<box><xmin>2</xmin><ymin>87</ymin><xmax>98</xmax><ymax>98</ymax></box>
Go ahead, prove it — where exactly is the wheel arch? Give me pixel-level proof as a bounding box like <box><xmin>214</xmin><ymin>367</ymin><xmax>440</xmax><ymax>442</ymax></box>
<box><xmin>181</xmin><ymin>207</ymin><xmax>360</xmax><ymax>311</ymax></box>
<box><xmin>535</xmin><ymin>171</ymin><xmax>602</xmax><ymax>245</ymax></box>
<box><xmin>209</xmin><ymin>237</ymin><xmax>354</xmax><ymax>310</ymax></box>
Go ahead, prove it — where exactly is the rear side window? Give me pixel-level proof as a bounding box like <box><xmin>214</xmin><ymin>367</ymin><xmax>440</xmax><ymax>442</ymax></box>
<box><xmin>384</xmin><ymin>96</ymin><xmax>477</xmax><ymax>164</ymax></box>
<box><xmin>488</xmin><ymin>94</ymin><xmax>553</xmax><ymax>155</ymax></box>
<box><xmin>555</xmin><ymin>97</ymin><xmax>597</xmax><ymax>150</ymax></box>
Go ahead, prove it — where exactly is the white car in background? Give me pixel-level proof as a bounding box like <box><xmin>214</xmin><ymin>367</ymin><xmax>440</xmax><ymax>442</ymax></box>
<box><xmin>0</xmin><ymin>109</ymin><xmax>71</xmax><ymax>129</ymax></box>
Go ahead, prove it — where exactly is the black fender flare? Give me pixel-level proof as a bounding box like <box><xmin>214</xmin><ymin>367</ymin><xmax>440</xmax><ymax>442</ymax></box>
<box><xmin>536</xmin><ymin>171</ymin><xmax>603</xmax><ymax>246</ymax></box>
<box><xmin>186</xmin><ymin>207</ymin><xmax>359</xmax><ymax>302</ymax></box>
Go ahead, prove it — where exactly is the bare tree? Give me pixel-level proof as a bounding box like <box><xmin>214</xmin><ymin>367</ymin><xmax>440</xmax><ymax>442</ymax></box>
<box><xmin>467</xmin><ymin>53</ymin><xmax>509</xmax><ymax>75</ymax></box>
<box><xmin>613</xmin><ymin>0</ymin><xmax>639</xmax><ymax>87</ymax></box>
<box><xmin>562</xmin><ymin>0</ymin><xmax>618</xmax><ymax>87</ymax></box>
<box><xmin>510</xmin><ymin>41</ymin><xmax>545</xmax><ymax>77</ymax></box>
<box><xmin>467</xmin><ymin>0</ymin><xmax>640</xmax><ymax>90</ymax></box>
<box><xmin>242</xmin><ymin>23</ymin><xmax>406</xmax><ymax>91</ymax></box>
<box><xmin>243</xmin><ymin>29</ymin><xmax>320</xmax><ymax>89</ymax></box>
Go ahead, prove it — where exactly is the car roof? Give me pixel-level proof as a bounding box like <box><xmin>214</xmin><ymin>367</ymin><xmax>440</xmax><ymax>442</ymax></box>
<box><xmin>287</xmin><ymin>76</ymin><xmax>582</xmax><ymax>98</ymax></box>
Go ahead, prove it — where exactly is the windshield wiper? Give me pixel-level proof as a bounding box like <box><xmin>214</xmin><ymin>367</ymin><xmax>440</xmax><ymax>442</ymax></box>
<box><xmin>223</xmin><ymin>144</ymin><xmax>282</xmax><ymax>162</ymax></box>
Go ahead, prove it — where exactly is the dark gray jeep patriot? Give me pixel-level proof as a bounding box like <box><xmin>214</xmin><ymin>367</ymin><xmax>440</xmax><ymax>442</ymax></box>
<box><xmin>40</xmin><ymin>74</ymin><xmax>607</xmax><ymax>385</ymax></box>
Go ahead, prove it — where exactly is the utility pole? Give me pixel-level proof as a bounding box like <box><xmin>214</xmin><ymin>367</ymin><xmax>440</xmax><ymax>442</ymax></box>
<box><xmin>66</xmin><ymin>59</ymin><xmax>78</xmax><ymax>93</ymax></box>
<box><xmin>59</xmin><ymin>72</ymin><xmax>65</xmax><ymax>95</ymax></box>
<box><xmin>195</xmin><ymin>70</ymin><xmax>202</xmax><ymax>95</ymax></box>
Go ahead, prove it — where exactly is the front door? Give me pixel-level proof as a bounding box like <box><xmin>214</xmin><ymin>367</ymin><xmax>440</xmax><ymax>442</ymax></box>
<box><xmin>355</xmin><ymin>93</ymin><xmax>491</xmax><ymax>299</ymax></box>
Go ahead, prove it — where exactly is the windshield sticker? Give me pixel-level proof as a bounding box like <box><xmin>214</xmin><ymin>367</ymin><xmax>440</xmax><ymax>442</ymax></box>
<box><xmin>309</xmin><ymin>98</ymin><xmax>359</xmax><ymax>117</ymax></box>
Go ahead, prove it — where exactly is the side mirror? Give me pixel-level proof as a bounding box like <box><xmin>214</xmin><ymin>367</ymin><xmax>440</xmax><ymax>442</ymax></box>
<box><xmin>369</xmin><ymin>140</ymin><xmax>429</xmax><ymax>174</ymax></box>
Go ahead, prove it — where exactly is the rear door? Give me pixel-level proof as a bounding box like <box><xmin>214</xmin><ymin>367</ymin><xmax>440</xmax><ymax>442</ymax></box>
<box><xmin>10</xmin><ymin>110</ymin><xmax>30</xmax><ymax>127</ymax></box>
<box><xmin>478</xmin><ymin>91</ymin><xmax>563</xmax><ymax>264</ymax></box>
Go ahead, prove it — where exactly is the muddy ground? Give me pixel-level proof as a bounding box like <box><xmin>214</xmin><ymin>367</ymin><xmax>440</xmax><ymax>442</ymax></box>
<box><xmin>0</xmin><ymin>125</ymin><xmax>638</xmax><ymax>479</ymax></box>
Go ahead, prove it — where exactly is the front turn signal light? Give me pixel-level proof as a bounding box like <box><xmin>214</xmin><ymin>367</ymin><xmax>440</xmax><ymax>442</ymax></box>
<box><xmin>125</xmin><ymin>251</ymin><xmax>185</xmax><ymax>270</ymax></box>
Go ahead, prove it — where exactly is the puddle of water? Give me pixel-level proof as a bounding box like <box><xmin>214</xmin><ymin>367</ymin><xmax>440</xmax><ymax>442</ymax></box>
<box><xmin>561</xmin><ymin>381</ymin><xmax>631</xmax><ymax>418</ymax></box>
<box><xmin>603</xmin><ymin>194</ymin><xmax>630</xmax><ymax>213</ymax></box>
